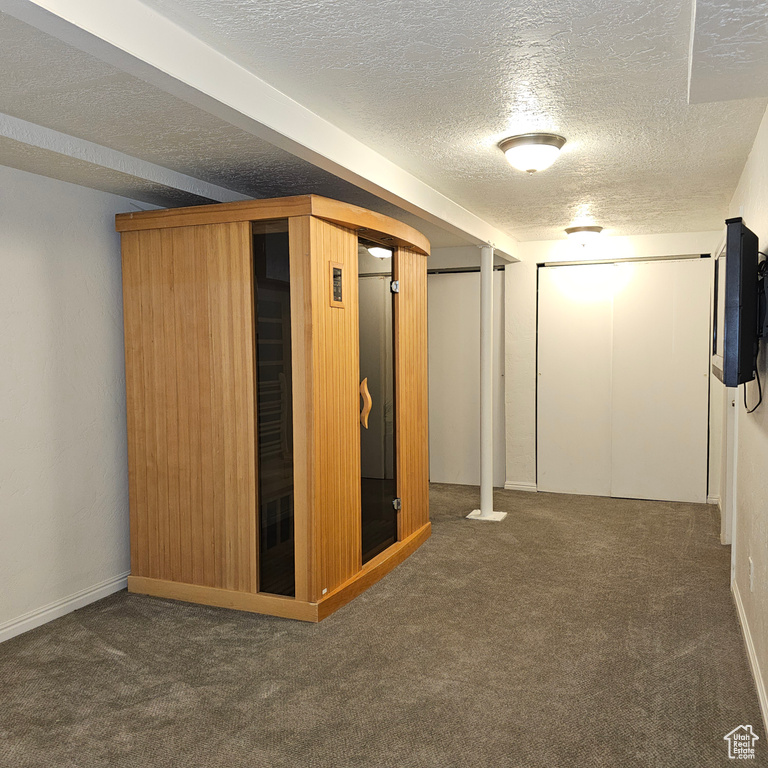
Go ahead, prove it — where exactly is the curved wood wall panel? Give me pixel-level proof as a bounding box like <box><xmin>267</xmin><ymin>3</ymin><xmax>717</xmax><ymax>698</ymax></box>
<box><xmin>121</xmin><ymin>222</ymin><xmax>257</xmax><ymax>592</ymax></box>
<box><xmin>308</xmin><ymin>217</ymin><xmax>362</xmax><ymax>600</ymax></box>
<box><xmin>394</xmin><ymin>247</ymin><xmax>430</xmax><ymax>539</ymax></box>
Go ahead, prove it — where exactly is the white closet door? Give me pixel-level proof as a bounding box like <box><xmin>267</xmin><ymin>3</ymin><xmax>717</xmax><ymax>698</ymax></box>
<box><xmin>610</xmin><ymin>259</ymin><xmax>711</xmax><ymax>502</ymax></box>
<box><xmin>537</xmin><ymin>259</ymin><xmax>711</xmax><ymax>503</ymax></box>
<box><xmin>537</xmin><ymin>265</ymin><xmax>614</xmax><ymax>495</ymax></box>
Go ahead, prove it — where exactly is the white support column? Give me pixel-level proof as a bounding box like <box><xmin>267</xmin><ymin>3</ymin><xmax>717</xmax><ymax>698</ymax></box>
<box><xmin>467</xmin><ymin>245</ymin><xmax>507</xmax><ymax>521</ymax></box>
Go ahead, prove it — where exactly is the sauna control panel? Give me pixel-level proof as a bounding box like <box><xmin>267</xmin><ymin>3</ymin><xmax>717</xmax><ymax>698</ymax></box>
<box><xmin>329</xmin><ymin>262</ymin><xmax>344</xmax><ymax>308</ymax></box>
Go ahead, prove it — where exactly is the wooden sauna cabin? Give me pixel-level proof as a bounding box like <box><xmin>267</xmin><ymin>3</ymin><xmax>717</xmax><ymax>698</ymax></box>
<box><xmin>115</xmin><ymin>195</ymin><xmax>430</xmax><ymax>621</ymax></box>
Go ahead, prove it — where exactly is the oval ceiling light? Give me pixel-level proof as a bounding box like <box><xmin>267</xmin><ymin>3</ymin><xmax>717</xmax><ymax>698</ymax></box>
<box><xmin>565</xmin><ymin>225</ymin><xmax>603</xmax><ymax>245</ymax></box>
<box><xmin>498</xmin><ymin>133</ymin><xmax>567</xmax><ymax>173</ymax></box>
<box><xmin>368</xmin><ymin>246</ymin><xmax>392</xmax><ymax>259</ymax></box>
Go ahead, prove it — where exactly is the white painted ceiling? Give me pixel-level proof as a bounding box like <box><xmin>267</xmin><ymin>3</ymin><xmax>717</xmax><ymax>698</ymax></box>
<box><xmin>0</xmin><ymin>0</ymin><xmax>766</xmax><ymax>245</ymax></box>
<box><xmin>0</xmin><ymin>11</ymin><xmax>463</xmax><ymax>246</ymax></box>
<box><xmin>689</xmin><ymin>0</ymin><xmax>768</xmax><ymax>103</ymax></box>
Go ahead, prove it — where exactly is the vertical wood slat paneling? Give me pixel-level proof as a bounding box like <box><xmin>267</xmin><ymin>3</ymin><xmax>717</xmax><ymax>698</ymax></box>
<box><xmin>121</xmin><ymin>231</ymin><xmax>144</xmax><ymax>578</ymax></box>
<box><xmin>121</xmin><ymin>222</ymin><xmax>257</xmax><ymax>591</ymax></box>
<box><xmin>143</xmin><ymin>230</ymin><xmax>162</xmax><ymax>577</ymax></box>
<box><xmin>395</xmin><ymin>247</ymin><xmax>430</xmax><ymax>538</ymax></box>
<box><xmin>160</xmin><ymin>229</ymin><xmax>181</xmax><ymax>583</ymax></box>
<box><xmin>172</xmin><ymin>230</ymin><xmax>193</xmax><ymax>585</ymax></box>
<box><xmin>288</xmin><ymin>217</ymin><xmax>314</xmax><ymax>602</ymax></box>
<box><xmin>207</xmin><ymin>232</ymin><xmax>225</xmax><ymax>587</ymax></box>
<box><xmin>234</xmin><ymin>230</ymin><xmax>256</xmax><ymax>593</ymax></box>
<box><xmin>194</xmin><ymin>226</ymin><xmax>216</xmax><ymax>585</ymax></box>
<box><xmin>308</xmin><ymin>217</ymin><xmax>361</xmax><ymax>600</ymax></box>
<box><xmin>185</xmin><ymin>227</ymin><xmax>203</xmax><ymax>585</ymax></box>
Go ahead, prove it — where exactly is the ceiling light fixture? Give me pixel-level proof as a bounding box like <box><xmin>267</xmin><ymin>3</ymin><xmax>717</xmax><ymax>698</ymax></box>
<box><xmin>498</xmin><ymin>133</ymin><xmax>567</xmax><ymax>173</ymax></box>
<box><xmin>565</xmin><ymin>225</ymin><xmax>603</xmax><ymax>245</ymax></box>
<box><xmin>368</xmin><ymin>246</ymin><xmax>392</xmax><ymax>259</ymax></box>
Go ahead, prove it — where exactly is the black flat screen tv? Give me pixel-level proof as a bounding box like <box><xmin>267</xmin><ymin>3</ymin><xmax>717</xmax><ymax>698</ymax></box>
<box><xmin>713</xmin><ymin>217</ymin><xmax>759</xmax><ymax>387</ymax></box>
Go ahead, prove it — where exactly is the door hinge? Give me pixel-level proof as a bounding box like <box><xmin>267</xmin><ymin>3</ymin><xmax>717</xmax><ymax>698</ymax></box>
<box><xmin>392</xmin><ymin>498</ymin><xmax>402</xmax><ymax>511</ymax></box>
<box><xmin>390</xmin><ymin>280</ymin><xmax>400</xmax><ymax>293</ymax></box>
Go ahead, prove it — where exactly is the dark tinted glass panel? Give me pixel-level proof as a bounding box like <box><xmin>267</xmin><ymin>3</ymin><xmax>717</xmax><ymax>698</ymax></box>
<box><xmin>358</xmin><ymin>243</ymin><xmax>397</xmax><ymax>563</ymax></box>
<box><xmin>254</xmin><ymin>222</ymin><xmax>294</xmax><ymax>596</ymax></box>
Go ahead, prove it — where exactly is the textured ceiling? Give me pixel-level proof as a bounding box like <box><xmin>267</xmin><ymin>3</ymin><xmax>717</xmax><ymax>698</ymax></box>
<box><xmin>688</xmin><ymin>0</ymin><xmax>768</xmax><ymax>103</ymax></box>
<box><xmin>0</xmin><ymin>134</ymin><xmax>210</xmax><ymax>208</ymax></box>
<box><xmin>0</xmin><ymin>12</ymin><xmax>463</xmax><ymax>247</ymax></box>
<box><xmin>138</xmin><ymin>0</ymin><xmax>767</xmax><ymax>240</ymax></box>
<box><xmin>1</xmin><ymin>1</ymin><xmax>767</xmax><ymax>243</ymax></box>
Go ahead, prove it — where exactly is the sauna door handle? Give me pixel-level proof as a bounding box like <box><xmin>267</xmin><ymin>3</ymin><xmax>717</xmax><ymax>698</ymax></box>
<box><xmin>360</xmin><ymin>378</ymin><xmax>372</xmax><ymax>428</ymax></box>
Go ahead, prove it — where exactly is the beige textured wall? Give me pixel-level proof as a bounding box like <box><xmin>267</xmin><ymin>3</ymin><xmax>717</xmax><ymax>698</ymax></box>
<box><xmin>728</xmin><ymin>104</ymin><xmax>768</xmax><ymax>710</ymax></box>
<box><xmin>0</xmin><ymin>165</ymin><xmax>140</xmax><ymax>641</ymax></box>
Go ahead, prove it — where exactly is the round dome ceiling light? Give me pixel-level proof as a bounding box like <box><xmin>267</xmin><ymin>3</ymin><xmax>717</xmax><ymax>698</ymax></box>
<box><xmin>565</xmin><ymin>225</ymin><xmax>603</xmax><ymax>245</ymax></box>
<box><xmin>498</xmin><ymin>133</ymin><xmax>567</xmax><ymax>173</ymax></box>
<box><xmin>368</xmin><ymin>246</ymin><xmax>393</xmax><ymax>259</ymax></box>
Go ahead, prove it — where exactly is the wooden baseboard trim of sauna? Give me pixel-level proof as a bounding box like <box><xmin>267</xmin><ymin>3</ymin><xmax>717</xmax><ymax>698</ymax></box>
<box><xmin>127</xmin><ymin>577</ymin><xmax>320</xmax><ymax>622</ymax></box>
<box><xmin>127</xmin><ymin>522</ymin><xmax>431</xmax><ymax>623</ymax></box>
<box><xmin>316</xmin><ymin>522</ymin><xmax>432</xmax><ymax>621</ymax></box>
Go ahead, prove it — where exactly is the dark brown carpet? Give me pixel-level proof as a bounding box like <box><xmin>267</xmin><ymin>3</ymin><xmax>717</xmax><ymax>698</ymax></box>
<box><xmin>1</xmin><ymin>485</ymin><xmax>764</xmax><ymax>767</ymax></box>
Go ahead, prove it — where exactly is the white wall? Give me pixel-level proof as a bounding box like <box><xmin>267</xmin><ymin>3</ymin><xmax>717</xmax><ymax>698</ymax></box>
<box><xmin>708</xmin><ymin>232</ymin><xmax>728</xmax><ymax>516</ymax></box>
<box><xmin>427</xmin><ymin>245</ymin><xmax>511</xmax><ymax>271</ymax></box>
<box><xmin>517</xmin><ymin>231</ymin><xmax>722</xmax><ymax>264</ymax></box>
<box><xmin>0</xmin><ymin>165</ymin><xmax>139</xmax><ymax>641</ymax></box>
<box><xmin>709</xmin><ymin>371</ymin><xmax>725</xmax><ymax>507</ymax></box>
<box><xmin>726</xmin><ymin>104</ymin><xmax>768</xmax><ymax>722</ymax></box>
<box><xmin>505</xmin><ymin>231</ymin><xmax>723</xmax><ymax>493</ymax></box>
<box><xmin>428</xmin><ymin>271</ymin><xmax>505</xmax><ymax>486</ymax></box>
<box><xmin>504</xmin><ymin>259</ymin><xmax>538</xmax><ymax>492</ymax></box>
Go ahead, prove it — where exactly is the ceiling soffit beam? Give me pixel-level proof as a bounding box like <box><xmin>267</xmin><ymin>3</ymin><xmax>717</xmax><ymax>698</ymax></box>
<box><xmin>0</xmin><ymin>0</ymin><xmax>519</xmax><ymax>260</ymax></box>
<box><xmin>0</xmin><ymin>111</ymin><xmax>250</xmax><ymax>203</ymax></box>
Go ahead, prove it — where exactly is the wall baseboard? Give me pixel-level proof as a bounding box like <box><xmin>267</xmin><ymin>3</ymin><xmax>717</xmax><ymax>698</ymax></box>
<box><xmin>504</xmin><ymin>481</ymin><xmax>537</xmax><ymax>493</ymax></box>
<box><xmin>0</xmin><ymin>571</ymin><xmax>129</xmax><ymax>644</ymax></box>
<box><xmin>707</xmin><ymin>495</ymin><xmax>720</xmax><ymax>505</ymax></box>
<box><xmin>732</xmin><ymin>580</ymin><xmax>768</xmax><ymax>735</ymax></box>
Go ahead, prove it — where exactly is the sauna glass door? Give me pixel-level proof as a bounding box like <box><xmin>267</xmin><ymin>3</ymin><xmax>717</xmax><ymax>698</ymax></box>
<box><xmin>358</xmin><ymin>243</ymin><xmax>397</xmax><ymax>563</ymax></box>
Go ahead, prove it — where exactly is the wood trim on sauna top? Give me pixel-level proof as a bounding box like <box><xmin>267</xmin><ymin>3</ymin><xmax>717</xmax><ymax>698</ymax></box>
<box><xmin>115</xmin><ymin>195</ymin><xmax>430</xmax><ymax>256</ymax></box>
